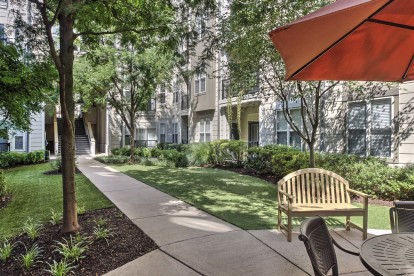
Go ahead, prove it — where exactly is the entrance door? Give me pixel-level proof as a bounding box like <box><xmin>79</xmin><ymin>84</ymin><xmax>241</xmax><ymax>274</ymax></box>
<box><xmin>248</xmin><ymin>122</ymin><xmax>259</xmax><ymax>147</ymax></box>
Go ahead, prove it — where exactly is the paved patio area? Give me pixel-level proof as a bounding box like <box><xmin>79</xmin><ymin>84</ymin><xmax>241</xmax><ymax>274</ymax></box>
<box><xmin>78</xmin><ymin>157</ymin><xmax>384</xmax><ymax>276</ymax></box>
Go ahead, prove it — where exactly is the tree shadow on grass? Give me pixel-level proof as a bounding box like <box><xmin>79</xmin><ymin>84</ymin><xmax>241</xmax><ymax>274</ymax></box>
<box><xmin>120</xmin><ymin>166</ymin><xmax>348</xmax><ymax>230</ymax></box>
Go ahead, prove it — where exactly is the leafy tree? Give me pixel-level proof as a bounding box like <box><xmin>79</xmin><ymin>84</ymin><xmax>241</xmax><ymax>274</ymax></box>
<box><xmin>220</xmin><ymin>0</ymin><xmax>388</xmax><ymax>167</ymax></box>
<box><xmin>13</xmin><ymin>0</ymin><xmax>217</xmax><ymax>233</ymax></box>
<box><xmin>76</xmin><ymin>41</ymin><xmax>175</xmax><ymax>162</ymax></box>
<box><xmin>0</xmin><ymin>42</ymin><xmax>56</xmax><ymax>138</ymax></box>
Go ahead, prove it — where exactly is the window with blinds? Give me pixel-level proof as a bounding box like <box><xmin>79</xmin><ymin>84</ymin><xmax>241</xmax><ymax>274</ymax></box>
<box><xmin>348</xmin><ymin>102</ymin><xmax>367</xmax><ymax>155</ymax></box>
<box><xmin>159</xmin><ymin>123</ymin><xmax>166</xmax><ymax>143</ymax></box>
<box><xmin>172</xmin><ymin>123</ymin><xmax>178</xmax><ymax>143</ymax></box>
<box><xmin>371</xmin><ymin>98</ymin><xmax>392</xmax><ymax>157</ymax></box>
<box><xmin>199</xmin><ymin>119</ymin><xmax>211</xmax><ymax>142</ymax></box>
<box><xmin>276</xmin><ymin>109</ymin><xmax>302</xmax><ymax>149</ymax></box>
<box><xmin>347</xmin><ymin>98</ymin><xmax>392</xmax><ymax>157</ymax></box>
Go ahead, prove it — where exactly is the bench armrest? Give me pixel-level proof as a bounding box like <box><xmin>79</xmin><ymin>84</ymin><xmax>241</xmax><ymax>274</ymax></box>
<box><xmin>278</xmin><ymin>189</ymin><xmax>295</xmax><ymax>202</ymax></box>
<box><xmin>347</xmin><ymin>188</ymin><xmax>371</xmax><ymax>198</ymax></box>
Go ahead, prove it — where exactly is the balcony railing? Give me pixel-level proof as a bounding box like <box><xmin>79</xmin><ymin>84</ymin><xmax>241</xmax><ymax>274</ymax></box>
<box><xmin>0</xmin><ymin>143</ymin><xmax>10</xmax><ymax>152</ymax></box>
<box><xmin>134</xmin><ymin>140</ymin><xmax>158</xmax><ymax>148</ymax></box>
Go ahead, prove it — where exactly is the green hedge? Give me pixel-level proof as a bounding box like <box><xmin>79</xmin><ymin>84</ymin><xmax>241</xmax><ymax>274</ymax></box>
<box><xmin>109</xmin><ymin>143</ymin><xmax>413</xmax><ymax>200</ymax></box>
<box><xmin>0</xmin><ymin>150</ymin><xmax>45</xmax><ymax>168</ymax></box>
<box><xmin>0</xmin><ymin>169</ymin><xmax>7</xmax><ymax>199</ymax></box>
<box><xmin>246</xmin><ymin>145</ymin><xmax>309</xmax><ymax>178</ymax></box>
<box><xmin>247</xmin><ymin>145</ymin><xmax>414</xmax><ymax>201</ymax></box>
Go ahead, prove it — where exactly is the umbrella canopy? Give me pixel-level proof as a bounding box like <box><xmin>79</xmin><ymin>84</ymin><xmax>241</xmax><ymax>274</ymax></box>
<box><xmin>268</xmin><ymin>0</ymin><xmax>414</xmax><ymax>82</ymax></box>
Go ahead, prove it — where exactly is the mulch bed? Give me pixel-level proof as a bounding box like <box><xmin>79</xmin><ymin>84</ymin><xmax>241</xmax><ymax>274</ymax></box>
<box><xmin>0</xmin><ymin>207</ymin><xmax>158</xmax><ymax>275</ymax></box>
<box><xmin>43</xmin><ymin>167</ymin><xmax>82</xmax><ymax>175</ymax></box>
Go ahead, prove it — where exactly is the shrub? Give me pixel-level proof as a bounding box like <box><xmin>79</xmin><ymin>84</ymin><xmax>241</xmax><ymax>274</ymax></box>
<box><xmin>94</xmin><ymin>155</ymin><xmax>129</xmax><ymax>164</ymax></box>
<box><xmin>157</xmin><ymin>143</ymin><xmax>188</xmax><ymax>152</ymax></box>
<box><xmin>0</xmin><ymin>150</ymin><xmax>45</xmax><ymax>168</ymax></box>
<box><xmin>0</xmin><ymin>169</ymin><xmax>8</xmax><ymax>199</ymax></box>
<box><xmin>50</xmin><ymin>156</ymin><xmax>62</xmax><ymax>172</ymax></box>
<box><xmin>221</xmin><ymin>140</ymin><xmax>248</xmax><ymax>165</ymax></box>
<box><xmin>186</xmin><ymin>143</ymin><xmax>210</xmax><ymax>166</ymax></box>
<box><xmin>208</xmin><ymin>140</ymin><xmax>230</xmax><ymax>165</ymax></box>
<box><xmin>246</xmin><ymin>145</ymin><xmax>308</xmax><ymax>178</ymax></box>
<box><xmin>158</xmin><ymin>149</ymin><xmax>188</xmax><ymax>168</ymax></box>
<box><xmin>111</xmin><ymin>147</ymin><xmax>130</xmax><ymax>156</ymax></box>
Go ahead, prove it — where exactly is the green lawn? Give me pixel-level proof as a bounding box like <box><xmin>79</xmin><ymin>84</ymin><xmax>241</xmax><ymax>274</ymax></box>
<box><xmin>0</xmin><ymin>163</ymin><xmax>113</xmax><ymax>238</ymax></box>
<box><xmin>114</xmin><ymin>164</ymin><xmax>391</xmax><ymax>230</ymax></box>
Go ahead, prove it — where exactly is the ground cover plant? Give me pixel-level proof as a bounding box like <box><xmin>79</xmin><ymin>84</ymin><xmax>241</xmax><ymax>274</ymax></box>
<box><xmin>112</xmin><ymin>164</ymin><xmax>391</xmax><ymax>230</ymax></box>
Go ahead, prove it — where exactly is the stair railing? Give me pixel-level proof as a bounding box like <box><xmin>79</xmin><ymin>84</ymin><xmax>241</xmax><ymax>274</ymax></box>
<box><xmin>83</xmin><ymin>117</ymin><xmax>95</xmax><ymax>156</ymax></box>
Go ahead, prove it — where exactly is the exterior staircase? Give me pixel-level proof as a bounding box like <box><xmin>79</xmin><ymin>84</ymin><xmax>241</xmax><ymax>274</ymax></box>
<box><xmin>57</xmin><ymin>118</ymin><xmax>91</xmax><ymax>156</ymax></box>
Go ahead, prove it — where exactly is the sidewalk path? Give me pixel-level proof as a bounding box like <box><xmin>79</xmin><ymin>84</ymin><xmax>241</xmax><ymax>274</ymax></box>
<box><xmin>78</xmin><ymin>157</ymin><xmax>372</xmax><ymax>276</ymax></box>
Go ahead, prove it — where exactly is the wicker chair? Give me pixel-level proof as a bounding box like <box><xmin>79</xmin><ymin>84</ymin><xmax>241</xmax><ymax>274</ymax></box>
<box><xmin>298</xmin><ymin>217</ymin><xmax>359</xmax><ymax>276</ymax></box>
<box><xmin>390</xmin><ymin>201</ymin><xmax>414</xmax><ymax>233</ymax></box>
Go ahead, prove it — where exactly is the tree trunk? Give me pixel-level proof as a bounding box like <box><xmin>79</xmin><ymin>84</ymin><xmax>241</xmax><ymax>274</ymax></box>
<box><xmin>59</xmin><ymin>4</ymin><xmax>79</xmax><ymax>233</ymax></box>
<box><xmin>129</xmin><ymin>119</ymin><xmax>136</xmax><ymax>163</ymax></box>
<box><xmin>308</xmin><ymin>141</ymin><xmax>316</xmax><ymax>168</ymax></box>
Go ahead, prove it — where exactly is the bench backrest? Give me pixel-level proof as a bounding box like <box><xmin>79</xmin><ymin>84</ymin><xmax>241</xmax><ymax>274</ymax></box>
<box><xmin>277</xmin><ymin>168</ymin><xmax>351</xmax><ymax>205</ymax></box>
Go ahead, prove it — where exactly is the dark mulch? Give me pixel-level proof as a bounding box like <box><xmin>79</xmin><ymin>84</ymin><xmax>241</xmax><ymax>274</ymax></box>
<box><xmin>0</xmin><ymin>207</ymin><xmax>158</xmax><ymax>276</ymax></box>
<box><xmin>43</xmin><ymin>167</ymin><xmax>82</xmax><ymax>175</ymax></box>
<box><xmin>0</xmin><ymin>194</ymin><xmax>12</xmax><ymax>210</ymax></box>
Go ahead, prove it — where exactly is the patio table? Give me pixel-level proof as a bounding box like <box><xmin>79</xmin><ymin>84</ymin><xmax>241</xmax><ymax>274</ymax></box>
<box><xmin>360</xmin><ymin>233</ymin><xmax>414</xmax><ymax>275</ymax></box>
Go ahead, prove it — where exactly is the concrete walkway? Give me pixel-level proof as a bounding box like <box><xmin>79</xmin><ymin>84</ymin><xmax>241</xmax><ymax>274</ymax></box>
<box><xmin>78</xmin><ymin>157</ymin><xmax>377</xmax><ymax>276</ymax></box>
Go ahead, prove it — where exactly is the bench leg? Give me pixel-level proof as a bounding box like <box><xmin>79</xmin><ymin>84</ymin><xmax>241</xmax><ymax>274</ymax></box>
<box><xmin>346</xmin><ymin>216</ymin><xmax>350</xmax><ymax>231</ymax></box>
<box><xmin>277</xmin><ymin>207</ymin><xmax>282</xmax><ymax>231</ymax></box>
<box><xmin>287</xmin><ymin>214</ymin><xmax>292</xmax><ymax>242</ymax></box>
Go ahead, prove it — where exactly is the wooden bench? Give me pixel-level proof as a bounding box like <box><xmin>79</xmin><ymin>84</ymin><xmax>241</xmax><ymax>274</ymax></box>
<box><xmin>277</xmin><ymin>168</ymin><xmax>370</xmax><ymax>242</ymax></box>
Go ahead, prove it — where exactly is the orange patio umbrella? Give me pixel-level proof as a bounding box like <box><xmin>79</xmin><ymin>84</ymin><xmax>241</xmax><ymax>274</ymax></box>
<box><xmin>268</xmin><ymin>0</ymin><xmax>414</xmax><ymax>82</ymax></box>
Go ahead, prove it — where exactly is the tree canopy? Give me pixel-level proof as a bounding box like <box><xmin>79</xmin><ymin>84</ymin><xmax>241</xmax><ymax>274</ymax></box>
<box><xmin>0</xmin><ymin>42</ymin><xmax>56</xmax><ymax>137</ymax></box>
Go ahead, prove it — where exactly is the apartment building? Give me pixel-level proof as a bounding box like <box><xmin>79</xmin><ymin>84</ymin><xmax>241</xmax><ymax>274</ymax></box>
<box><xmin>3</xmin><ymin>1</ymin><xmax>414</xmax><ymax>166</ymax></box>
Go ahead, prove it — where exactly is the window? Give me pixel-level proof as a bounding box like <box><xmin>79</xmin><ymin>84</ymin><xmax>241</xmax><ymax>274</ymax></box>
<box><xmin>124</xmin><ymin>128</ymin><xmax>131</xmax><ymax>146</ymax></box>
<box><xmin>0</xmin><ymin>24</ymin><xmax>6</xmax><ymax>44</ymax></box>
<box><xmin>147</xmin><ymin>128</ymin><xmax>156</xmax><ymax>147</ymax></box>
<box><xmin>222</xmin><ymin>79</ymin><xmax>229</xmax><ymax>99</ymax></box>
<box><xmin>159</xmin><ymin>84</ymin><xmax>166</xmax><ymax>104</ymax></box>
<box><xmin>196</xmin><ymin>17</ymin><xmax>206</xmax><ymax>39</ymax></box>
<box><xmin>371</xmin><ymin>99</ymin><xmax>392</xmax><ymax>156</ymax></box>
<box><xmin>159</xmin><ymin>123</ymin><xmax>166</xmax><ymax>143</ymax></box>
<box><xmin>199</xmin><ymin>119</ymin><xmax>211</xmax><ymax>142</ymax></box>
<box><xmin>15</xmin><ymin>135</ymin><xmax>23</xmax><ymax>150</ymax></box>
<box><xmin>173</xmin><ymin>82</ymin><xmax>180</xmax><ymax>103</ymax></box>
<box><xmin>348</xmin><ymin>102</ymin><xmax>367</xmax><ymax>155</ymax></box>
<box><xmin>136</xmin><ymin>128</ymin><xmax>157</xmax><ymax>147</ymax></box>
<box><xmin>172</xmin><ymin>123</ymin><xmax>178</xmax><ymax>144</ymax></box>
<box><xmin>195</xmin><ymin>72</ymin><xmax>206</xmax><ymax>94</ymax></box>
<box><xmin>276</xmin><ymin>109</ymin><xmax>302</xmax><ymax>149</ymax></box>
<box><xmin>147</xmin><ymin>98</ymin><xmax>156</xmax><ymax>111</ymax></box>
<box><xmin>348</xmin><ymin>98</ymin><xmax>392</xmax><ymax>157</ymax></box>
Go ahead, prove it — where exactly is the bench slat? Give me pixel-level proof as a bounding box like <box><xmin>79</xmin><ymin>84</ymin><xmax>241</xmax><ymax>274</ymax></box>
<box><xmin>321</xmin><ymin>173</ymin><xmax>326</xmax><ymax>203</ymax></box>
